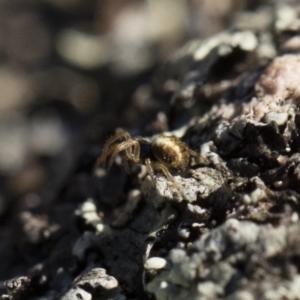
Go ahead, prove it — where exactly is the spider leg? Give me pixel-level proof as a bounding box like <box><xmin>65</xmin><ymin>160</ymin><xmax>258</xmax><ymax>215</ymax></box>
<box><xmin>121</xmin><ymin>140</ymin><xmax>141</xmax><ymax>173</ymax></box>
<box><xmin>120</xmin><ymin>140</ymin><xmax>140</xmax><ymax>163</ymax></box>
<box><xmin>188</xmin><ymin>149</ymin><xmax>199</xmax><ymax>157</ymax></box>
<box><xmin>103</xmin><ymin>131</ymin><xmax>132</xmax><ymax>154</ymax></box>
<box><xmin>146</xmin><ymin>159</ymin><xmax>184</xmax><ymax>197</ymax></box>
<box><xmin>124</xmin><ymin>141</ymin><xmax>141</xmax><ymax>172</ymax></box>
<box><xmin>107</xmin><ymin>140</ymin><xmax>138</xmax><ymax>169</ymax></box>
<box><xmin>152</xmin><ymin>163</ymin><xmax>177</xmax><ymax>186</ymax></box>
<box><xmin>122</xmin><ymin>155</ymin><xmax>131</xmax><ymax>173</ymax></box>
<box><xmin>95</xmin><ymin>131</ymin><xmax>132</xmax><ymax>168</ymax></box>
<box><xmin>188</xmin><ymin>149</ymin><xmax>207</xmax><ymax>165</ymax></box>
<box><xmin>124</xmin><ymin>146</ymin><xmax>133</xmax><ymax>160</ymax></box>
<box><xmin>132</xmin><ymin>141</ymin><xmax>141</xmax><ymax>163</ymax></box>
<box><xmin>145</xmin><ymin>158</ymin><xmax>156</xmax><ymax>187</ymax></box>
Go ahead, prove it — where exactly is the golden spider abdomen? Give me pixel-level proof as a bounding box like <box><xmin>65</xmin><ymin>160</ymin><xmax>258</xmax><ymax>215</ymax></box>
<box><xmin>151</xmin><ymin>135</ymin><xmax>190</xmax><ymax>171</ymax></box>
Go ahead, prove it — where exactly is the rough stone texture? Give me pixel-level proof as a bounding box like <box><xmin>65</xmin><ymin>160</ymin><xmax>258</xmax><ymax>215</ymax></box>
<box><xmin>140</xmin><ymin>3</ymin><xmax>300</xmax><ymax>300</ymax></box>
<box><xmin>147</xmin><ymin>219</ymin><xmax>300</xmax><ymax>300</ymax></box>
<box><xmin>60</xmin><ymin>268</ymin><xmax>119</xmax><ymax>300</ymax></box>
<box><xmin>2</xmin><ymin>2</ymin><xmax>300</xmax><ymax>300</ymax></box>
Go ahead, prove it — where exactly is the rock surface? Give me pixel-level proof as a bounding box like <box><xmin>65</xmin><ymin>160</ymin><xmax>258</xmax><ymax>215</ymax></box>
<box><xmin>2</xmin><ymin>2</ymin><xmax>300</xmax><ymax>300</ymax></box>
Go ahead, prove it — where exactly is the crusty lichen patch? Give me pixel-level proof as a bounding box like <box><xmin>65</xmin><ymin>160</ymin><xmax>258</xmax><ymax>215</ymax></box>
<box><xmin>142</xmin><ymin>5</ymin><xmax>300</xmax><ymax>300</ymax></box>
<box><xmin>251</xmin><ymin>54</ymin><xmax>300</xmax><ymax>120</ymax></box>
<box><xmin>146</xmin><ymin>219</ymin><xmax>300</xmax><ymax>300</ymax></box>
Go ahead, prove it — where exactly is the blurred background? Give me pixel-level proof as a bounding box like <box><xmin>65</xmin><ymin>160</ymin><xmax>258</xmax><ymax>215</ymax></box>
<box><xmin>0</xmin><ymin>0</ymin><xmax>294</xmax><ymax>281</ymax></box>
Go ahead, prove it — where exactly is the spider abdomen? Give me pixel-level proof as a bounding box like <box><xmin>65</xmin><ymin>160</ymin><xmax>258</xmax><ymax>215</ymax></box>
<box><xmin>151</xmin><ymin>135</ymin><xmax>190</xmax><ymax>171</ymax></box>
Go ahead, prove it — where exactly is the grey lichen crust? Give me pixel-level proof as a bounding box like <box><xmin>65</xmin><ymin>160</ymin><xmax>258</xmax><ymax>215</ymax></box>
<box><xmin>142</xmin><ymin>166</ymin><xmax>226</xmax><ymax>207</ymax></box>
<box><xmin>142</xmin><ymin>3</ymin><xmax>300</xmax><ymax>300</ymax></box>
<box><xmin>147</xmin><ymin>219</ymin><xmax>300</xmax><ymax>300</ymax></box>
<box><xmin>60</xmin><ymin>268</ymin><xmax>119</xmax><ymax>300</ymax></box>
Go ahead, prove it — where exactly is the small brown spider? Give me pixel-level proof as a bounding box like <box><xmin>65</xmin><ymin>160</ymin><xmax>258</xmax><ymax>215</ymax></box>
<box><xmin>95</xmin><ymin>131</ymin><xmax>205</xmax><ymax>194</ymax></box>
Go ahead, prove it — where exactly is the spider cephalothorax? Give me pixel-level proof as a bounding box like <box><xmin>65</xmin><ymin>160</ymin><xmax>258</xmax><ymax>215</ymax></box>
<box><xmin>95</xmin><ymin>131</ymin><xmax>204</xmax><ymax>193</ymax></box>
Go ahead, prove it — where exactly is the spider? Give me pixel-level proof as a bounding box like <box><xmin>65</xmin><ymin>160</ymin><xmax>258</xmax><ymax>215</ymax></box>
<box><xmin>95</xmin><ymin>131</ymin><xmax>205</xmax><ymax>194</ymax></box>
